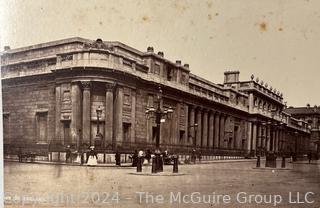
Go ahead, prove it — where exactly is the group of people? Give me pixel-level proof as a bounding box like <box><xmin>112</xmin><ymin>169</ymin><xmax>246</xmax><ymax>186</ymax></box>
<box><xmin>65</xmin><ymin>145</ymin><xmax>98</xmax><ymax>166</ymax></box>
<box><xmin>129</xmin><ymin>149</ymin><xmax>152</xmax><ymax>167</ymax></box>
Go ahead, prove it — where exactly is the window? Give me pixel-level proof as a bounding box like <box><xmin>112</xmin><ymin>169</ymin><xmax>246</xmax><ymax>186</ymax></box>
<box><xmin>36</xmin><ymin>112</ymin><xmax>48</xmax><ymax>143</ymax></box>
<box><xmin>154</xmin><ymin>63</ymin><xmax>160</xmax><ymax>75</ymax></box>
<box><xmin>167</xmin><ymin>68</ymin><xmax>172</xmax><ymax>81</ymax></box>
<box><xmin>179</xmin><ymin>130</ymin><xmax>185</xmax><ymax>143</ymax></box>
<box><xmin>123</xmin><ymin>123</ymin><xmax>131</xmax><ymax>142</ymax></box>
<box><xmin>63</xmin><ymin>122</ymin><xmax>71</xmax><ymax>145</ymax></box>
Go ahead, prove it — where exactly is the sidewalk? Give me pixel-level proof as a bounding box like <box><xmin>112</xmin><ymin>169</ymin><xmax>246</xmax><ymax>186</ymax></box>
<box><xmin>4</xmin><ymin>159</ymin><xmax>134</xmax><ymax>168</ymax></box>
<box><xmin>289</xmin><ymin>160</ymin><xmax>320</xmax><ymax>165</ymax></box>
<box><xmin>4</xmin><ymin>158</ymin><xmax>256</xmax><ymax>167</ymax></box>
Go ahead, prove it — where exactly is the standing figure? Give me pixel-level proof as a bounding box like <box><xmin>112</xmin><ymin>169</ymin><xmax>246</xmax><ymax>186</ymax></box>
<box><xmin>145</xmin><ymin>149</ymin><xmax>152</xmax><ymax>164</ymax></box>
<box><xmin>307</xmin><ymin>152</ymin><xmax>312</xmax><ymax>164</ymax></box>
<box><xmin>115</xmin><ymin>151</ymin><xmax>121</xmax><ymax>166</ymax></box>
<box><xmin>138</xmin><ymin>149</ymin><xmax>145</xmax><ymax>164</ymax></box>
<box><xmin>198</xmin><ymin>152</ymin><xmax>202</xmax><ymax>163</ymax></box>
<box><xmin>87</xmin><ymin>146</ymin><xmax>98</xmax><ymax>166</ymax></box>
<box><xmin>130</xmin><ymin>150</ymin><xmax>138</xmax><ymax>167</ymax></box>
<box><xmin>191</xmin><ymin>149</ymin><xmax>197</xmax><ymax>164</ymax></box>
<box><xmin>66</xmin><ymin>145</ymin><xmax>71</xmax><ymax>163</ymax></box>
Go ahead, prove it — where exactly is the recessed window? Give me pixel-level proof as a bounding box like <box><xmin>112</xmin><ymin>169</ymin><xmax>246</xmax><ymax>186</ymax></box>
<box><xmin>36</xmin><ymin>112</ymin><xmax>48</xmax><ymax>143</ymax></box>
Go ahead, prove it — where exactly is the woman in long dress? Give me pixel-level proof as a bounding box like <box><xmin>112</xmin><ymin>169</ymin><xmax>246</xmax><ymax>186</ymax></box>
<box><xmin>87</xmin><ymin>146</ymin><xmax>98</xmax><ymax>166</ymax></box>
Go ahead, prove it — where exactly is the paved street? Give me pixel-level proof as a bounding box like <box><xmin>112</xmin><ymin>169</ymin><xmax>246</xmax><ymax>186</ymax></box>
<box><xmin>4</xmin><ymin>160</ymin><xmax>320</xmax><ymax>207</ymax></box>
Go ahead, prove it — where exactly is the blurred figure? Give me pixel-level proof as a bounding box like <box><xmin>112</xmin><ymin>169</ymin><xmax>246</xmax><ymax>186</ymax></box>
<box><xmin>87</xmin><ymin>146</ymin><xmax>98</xmax><ymax>166</ymax></box>
<box><xmin>66</xmin><ymin>145</ymin><xmax>71</xmax><ymax>163</ymax></box>
<box><xmin>307</xmin><ymin>152</ymin><xmax>312</xmax><ymax>164</ymax></box>
<box><xmin>145</xmin><ymin>149</ymin><xmax>151</xmax><ymax>164</ymax></box>
<box><xmin>115</xmin><ymin>151</ymin><xmax>121</xmax><ymax>166</ymax></box>
<box><xmin>129</xmin><ymin>150</ymin><xmax>138</xmax><ymax>167</ymax></box>
<box><xmin>191</xmin><ymin>149</ymin><xmax>197</xmax><ymax>164</ymax></box>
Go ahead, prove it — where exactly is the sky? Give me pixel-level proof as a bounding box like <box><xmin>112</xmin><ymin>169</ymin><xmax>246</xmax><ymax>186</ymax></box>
<box><xmin>0</xmin><ymin>0</ymin><xmax>319</xmax><ymax>107</ymax></box>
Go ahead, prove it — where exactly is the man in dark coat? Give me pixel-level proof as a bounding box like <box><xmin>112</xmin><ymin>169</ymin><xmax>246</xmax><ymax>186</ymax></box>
<box><xmin>115</xmin><ymin>151</ymin><xmax>121</xmax><ymax>166</ymax></box>
<box><xmin>130</xmin><ymin>150</ymin><xmax>138</xmax><ymax>167</ymax></box>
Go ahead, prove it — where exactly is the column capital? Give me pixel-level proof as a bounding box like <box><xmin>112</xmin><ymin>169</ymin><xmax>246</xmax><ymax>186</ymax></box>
<box><xmin>214</xmin><ymin>111</ymin><xmax>221</xmax><ymax>116</ymax></box>
<box><xmin>105</xmin><ymin>82</ymin><xmax>117</xmax><ymax>91</ymax></box>
<box><xmin>81</xmin><ymin>81</ymin><xmax>91</xmax><ymax>90</ymax></box>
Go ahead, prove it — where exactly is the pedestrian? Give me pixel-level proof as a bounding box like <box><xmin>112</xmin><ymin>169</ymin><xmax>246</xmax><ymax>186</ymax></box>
<box><xmin>66</xmin><ymin>145</ymin><xmax>71</xmax><ymax>163</ymax></box>
<box><xmin>129</xmin><ymin>150</ymin><xmax>138</xmax><ymax>167</ymax></box>
<box><xmin>198</xmin><ymin>152</ymin><xmax>202</xmax><ymax>163</ymax></box>
<box><xmin>191</xmin><ymin>149</ymin><xmax>196</xmax><ymax>164</ymax></box>
<box><xmin>138</xmin><ymin>149</ymin><xmax>144</xmax><ymax>164</ymax></box>
<box><xmin>87</xmin><ymin>146</ymin><xmax>98</xmax><ymax>166</ymax></box>
<box><xmin>115</xmin><ymin>151</ymin><xmax>121</xmax><ymax>166</ymax></box>
<box><xmin>307</xmin><ymin>152</ymin><xmax>312</xmax><ymax>164</ymax></box>
<box><xmin>145</xmin><ymin>149</ymin><xmax>151</xmax><ymax>164</ymax></box>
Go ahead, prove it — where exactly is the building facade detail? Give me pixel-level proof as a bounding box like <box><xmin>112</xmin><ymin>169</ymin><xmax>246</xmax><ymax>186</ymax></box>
<box><xmin>1</xmin><ymin>37</ymin><xmax>313</xmax><ymax>159</ymax></box>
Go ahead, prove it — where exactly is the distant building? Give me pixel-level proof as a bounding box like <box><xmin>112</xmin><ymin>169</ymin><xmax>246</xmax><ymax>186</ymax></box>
<box><xmin>285</xmin><ymin>105</ymin><xmax>320</xmax><ymax>154</ymax></box>
<box><xmin>1</xmin><ymin>37</ymin><xmax>312</xmax><ymax>162</ymax></box>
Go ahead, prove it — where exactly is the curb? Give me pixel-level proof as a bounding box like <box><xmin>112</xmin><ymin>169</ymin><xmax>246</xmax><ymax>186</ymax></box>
<box><xmin>129</xmin><ymin>172</ymin><xmax>186</xmax><ymax>176</ymax></box>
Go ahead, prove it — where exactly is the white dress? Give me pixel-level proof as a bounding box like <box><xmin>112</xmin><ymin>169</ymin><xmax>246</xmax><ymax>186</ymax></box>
<box><xmin>87</xmin><ymin>151</ymin><xmax>98</xmax><ymax>166</ymax></box>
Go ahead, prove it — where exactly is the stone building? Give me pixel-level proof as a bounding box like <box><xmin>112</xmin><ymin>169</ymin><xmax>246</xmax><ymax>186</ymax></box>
<box><xmin>285</xmin><ymin>105</ymin><xmax>320</xmax><ymax>154</ymax></box>
<box><xmin>1</xmin><ymin>37</ymin><xmax>312</xmax><ymax>162</ymax></box>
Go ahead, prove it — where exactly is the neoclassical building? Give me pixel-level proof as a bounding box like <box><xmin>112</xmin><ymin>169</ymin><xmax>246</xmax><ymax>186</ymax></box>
<box><xmin>284</xmin><ymin>105</ymin><xmax>320</xmax><ymax>155</ymax></box>
<box><xmin>1</xmin><ymin>37</ymin><xmax>312</xmax><ymax>161</ymax></box>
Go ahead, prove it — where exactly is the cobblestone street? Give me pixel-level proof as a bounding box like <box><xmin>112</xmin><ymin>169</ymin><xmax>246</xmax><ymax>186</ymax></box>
<box><xmin>4</xmin><ymin>160</ymin><xmax>320</xmax><ymax>207</ymax></box>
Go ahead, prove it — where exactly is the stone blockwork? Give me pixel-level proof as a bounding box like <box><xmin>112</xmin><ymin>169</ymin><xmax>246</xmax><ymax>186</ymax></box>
<box><xmin>1</xmin><ymin>37</ymin><xmax>313</xmax><ymax>161</ymax></box>
<box><xmin>2</xmin><ymin>76</ymin><xmax>55</xmax><ymax>151</ymax></box>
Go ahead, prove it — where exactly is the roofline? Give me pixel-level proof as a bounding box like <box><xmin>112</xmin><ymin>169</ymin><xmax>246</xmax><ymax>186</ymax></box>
<box><xmin>1</xmin><ymin>37</ymin><xmax>92</xmax><ymax>54</ymax></box>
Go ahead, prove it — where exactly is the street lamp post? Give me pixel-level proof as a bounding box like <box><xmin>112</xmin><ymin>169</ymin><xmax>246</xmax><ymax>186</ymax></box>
<box><xmin>145</xmin><ymin>86</ymin><xmax>173</xmax><ymax>172</ymax></box>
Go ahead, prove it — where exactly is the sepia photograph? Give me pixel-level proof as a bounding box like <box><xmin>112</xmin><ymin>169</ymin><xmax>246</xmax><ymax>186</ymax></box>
<box><xmin>0</xmin><ymin>0</ymin><xmax>319</xmax><ymax>207</ymax></box>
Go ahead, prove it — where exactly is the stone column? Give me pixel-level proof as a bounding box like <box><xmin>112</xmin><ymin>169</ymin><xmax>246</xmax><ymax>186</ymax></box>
<box><xmin>130</xmin><ymin>90</ymin><xmax>136</xmax><ymax>143</ymax></box>
<box><xmin>208</xmin><ymin>111</ymin><xmax>214</xmax><ymax>148</ymax></box>
<box><xmin>273</xmin><ymin>128</ymin><xmax>277</xmax><ymax>152</ymax></box>
<box><xmin>257</xmin><ymin>124</ymin><xmax>262</xmax><ymax>149</ymax></box>
<box><xmin>188</xmin><ymin>105</ymin><xmax>195</xmax><ymax>146</ymax></box>
<box><xmin>196</xmin><ymin>108</ymin><xmax>202</xmax><ymax>147</ymax></box>
<box><xmin>55</xmin><ymin>85</ymin><xmax>62</xmax><ymax>144</ymax></box>
<box><xmin>214</xmin><ymin>112</ymin><xmax>220</xmax><ymax>148</ymax></box>
<box><xmin>105</xmin><ymin>83</ymin><xmax>115</xmax><ymax>148</ymax></box>
<box><xmin>146</xmin><ymin>94</ymin><xmax>154</xmax><ymax>143</ymax></box>
<box><xmin>202</xmin><ymin>110</ymin><xmax>208</xmax><ymax>147</ymax></box>
<box><xmin>175</xmin><ymin>103</ymin><xmax>181</xmax><ymax>145</ymax></box>
<box><xmin>184</xmin><ymin>104</ymin><xmax>189</xmax><ymax>145</ymax></box>
<box><xmin>252</xmin><ymin>122</ymin><xmax>257</xmax><ymax>151</ymax></box>
<box><xmin>114</xmin><ymin>86</ymin><xmax>123</xmax><ymax>147</ymax></box>
<box><xmin>71</xmin><ymin>82</ymin><xmax>81</xmax><ymax>147</ymax></box>
<box><xmin>81</xmin><ymin>81</ymin><xmax>91</xmax><ymax>146</ymax></box>
<box><xmin>247</xmin><ymin>121</ymin><xmax>252</xmax><ymax>151</ymax></box>
<box><xmin>278</xmin><ymin>129</ymin><xmax>282</xmax><ymax>152</ymax></box>
<box><xmin>219</xmin><ymin>114</ymin><xmax>225</xmax><ymax>148</ymax></box>
<box><xmin>267</xmin><ymin>125</ymin><xmax>271</xmax><ymax>151</ymax></box>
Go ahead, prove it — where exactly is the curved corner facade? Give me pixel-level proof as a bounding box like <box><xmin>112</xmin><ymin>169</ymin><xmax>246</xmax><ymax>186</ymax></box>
<box><xmin>1</xmin><ymin>37</ymin><xmax>313</xmax><ymax>161</ymax></box>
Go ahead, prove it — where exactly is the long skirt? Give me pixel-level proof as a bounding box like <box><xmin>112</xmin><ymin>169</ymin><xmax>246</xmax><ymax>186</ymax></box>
<box><xmin>87</xmin><ymin>155</ymin><xmax>97</xmax><ymax>166</ymax></box>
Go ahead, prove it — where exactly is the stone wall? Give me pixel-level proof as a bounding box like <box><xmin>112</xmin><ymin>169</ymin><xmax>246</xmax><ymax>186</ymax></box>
<box><xmin>2</xmin><ymin>77</ymin><xmax>55</xmax><ymax>149</ymax></box>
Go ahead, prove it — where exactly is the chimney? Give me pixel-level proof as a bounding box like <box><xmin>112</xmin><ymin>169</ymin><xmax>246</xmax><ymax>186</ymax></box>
<box><xmin>176</xmin><ymin>60</ymin><xmax>181</xmax><ymax>65</ymax></box>
<box><xmin>147</xmin><ymin>46</ymin><xmax>154</xmax><ymax>53</ymax></box>
<box><xmin>4</xmin><ymin>46</ymin><xmax>10</xmax><ymax>51</ymax></box>
<box><xmin>157</xmin><ymin>51</ymin><xmax>164</xmax><ymax>57</ymax></box>
<box><xmin>224</xmin><ymin>70</ymin><xmax>240</xmax><ymax>84</ymax></box>
<box><xmin>184</xmin><ymin>64</ymin><xmax>189</xmax><ymax>69</ymax></box>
